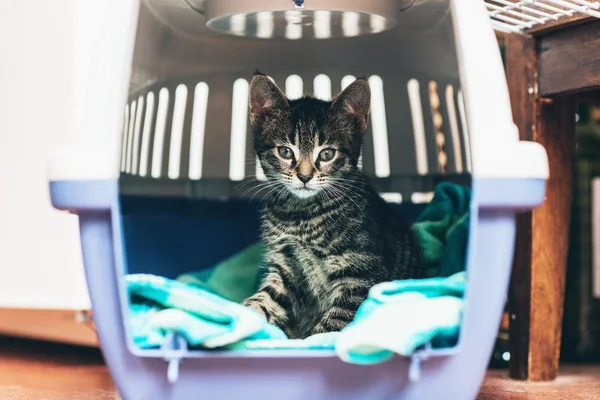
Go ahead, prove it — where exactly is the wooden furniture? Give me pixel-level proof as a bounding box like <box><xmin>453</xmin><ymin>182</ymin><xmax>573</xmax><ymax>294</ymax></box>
<box><xmin>504</xmin><ymin>16</ymin><xmax>600</xmax><ymax>381</ymax></box>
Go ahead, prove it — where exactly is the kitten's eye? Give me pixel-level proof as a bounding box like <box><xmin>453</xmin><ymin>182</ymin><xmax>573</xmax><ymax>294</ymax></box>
<box><xmin>318</xmin><ymin>148</ymin><xmax>336</xmax><ymax>162</ymax></box>
<box><xmin>277</xmin><ymin>146</ymin><xmax>294</xmax><ymax>160</ymax></box>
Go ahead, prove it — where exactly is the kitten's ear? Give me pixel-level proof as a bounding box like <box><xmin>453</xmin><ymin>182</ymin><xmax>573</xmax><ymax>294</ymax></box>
<box><xmin>330</xmin><ymin>78</ymin><xmax>371</xmax><ymax>130</ymax></box>
<box><xmin>249</xmin><ymin>74</ymin><xmax>289</xmax><ymax>124</ymax></box>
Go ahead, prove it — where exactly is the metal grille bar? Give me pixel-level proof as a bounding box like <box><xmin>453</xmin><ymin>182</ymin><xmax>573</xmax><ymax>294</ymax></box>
<box><xmin>485</xmin><ymin>0</ymin><xmax>600</xmax><ymax>32</ymax></box>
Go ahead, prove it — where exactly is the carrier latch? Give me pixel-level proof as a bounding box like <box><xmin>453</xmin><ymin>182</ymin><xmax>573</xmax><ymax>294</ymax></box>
<box><xmin>408</xmin><ymin>343</ymin><xmax>432</xmax><ymax>383</ymax></box>
<box><xmin>160</xmin><ymin>333</ymin><xmax>188</xmax><ymax>384</ymax></box>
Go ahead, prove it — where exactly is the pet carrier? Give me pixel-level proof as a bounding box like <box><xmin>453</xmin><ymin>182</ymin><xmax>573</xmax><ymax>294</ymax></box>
<box><xmin>48</xmin><ymin>0</ymin><xmax>549</xmax><ymax>398</ymax></box>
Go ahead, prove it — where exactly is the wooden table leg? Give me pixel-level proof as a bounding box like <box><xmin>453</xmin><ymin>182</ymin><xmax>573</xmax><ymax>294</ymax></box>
<box><xmin>506</xmin><ymin>32</ymin><xmax>575</xmax><ymax>381</ymax></box>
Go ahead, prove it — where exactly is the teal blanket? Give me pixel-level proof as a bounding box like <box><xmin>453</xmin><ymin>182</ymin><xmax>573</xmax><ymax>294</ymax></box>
<box><xmin>411</xmin><ymin>182</ymin><xmax>471</xmax><ymax>278</ymax></box>
<box><xmin>127</xmin><ymin>182</ymin><xmax>471</xmax><ymax>364</ymax></box>
<box><xmin>127</xmin><ymin>272</ymin><xmax>465</xmax><ymax>361</ymax></box>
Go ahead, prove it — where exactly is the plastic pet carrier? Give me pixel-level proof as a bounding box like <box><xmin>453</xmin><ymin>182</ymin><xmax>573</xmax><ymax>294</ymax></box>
<box><xmin>48</xmin><ymin>0</ymin><xmax>549</xmax><ymax>399</ymax></box>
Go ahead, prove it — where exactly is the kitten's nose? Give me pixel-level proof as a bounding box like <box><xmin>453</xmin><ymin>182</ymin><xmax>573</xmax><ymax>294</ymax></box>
<box><xmin>297</xmin><ymin>173</ymin><xmax>314</xmax><ymax>184</ymax></box>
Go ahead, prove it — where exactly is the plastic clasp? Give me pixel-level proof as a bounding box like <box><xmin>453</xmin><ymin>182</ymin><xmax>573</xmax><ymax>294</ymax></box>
<box><xmin>408</xmin><ymin>343</ymin><xmax>432</xmax><ymax>383</ymax></box>
<box><xmin>160</xmin><ymin>333</ymin><xmax>189</xmax><ymax>384</ymax></box>
<box><xmin>293</xmin><ymin>0</ymin><xmax>304</xmax><ymax>8</ymax></box>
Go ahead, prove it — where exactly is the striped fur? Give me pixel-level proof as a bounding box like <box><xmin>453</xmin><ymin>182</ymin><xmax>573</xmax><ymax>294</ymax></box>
<box><xmin>242</xmin><ymin>72</ymin><xmax>422</xmax><ymax>339</ymax></box>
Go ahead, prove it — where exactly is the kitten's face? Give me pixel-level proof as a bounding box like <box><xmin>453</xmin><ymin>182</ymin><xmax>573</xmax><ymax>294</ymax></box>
<box><xmin>249</xmin><ymin>74</ymin><xmax>371</xmax><ymax>199</ymax></box>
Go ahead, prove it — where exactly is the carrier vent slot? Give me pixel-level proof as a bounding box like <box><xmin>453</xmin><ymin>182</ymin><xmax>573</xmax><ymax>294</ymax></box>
<box><xmin>407</xmin><ymin>79</ymin><xmax>428</xmax><ymax>176</ymax></box>
<box><xmin>285</xmin><ymin>74</ymin><xmax>303</xmax><ymax>100</ymax></box>
<box><xmin>151</xmin><ymin>87</ymin><xmax>170</xmax><ymax>178</ymax></box>
<box><xmin>189</xmin><ymin>82</ymin><xmax>210</xmax><ymax>180</ymax></box>
<box><xmin>380</xmin><ymin>192</ymin><xmax>402</xmax><ymax>203</ymax></box>
<box><xmin>285</xmin><ymin>11</ymin><xmax>303</xmax><ymax>40</ymax></box>
<box><xmin>230</xmin><ymin>14</ymin><xmax>247</xmax><ymax>36</ymax></box>
<box><xmin>368</xmin><ymin>75</ymin><xmax>390</xmax><ymax>178</ymax></box>
<box><xmin>313</xmin><ymin>11</ymin><xmax>332</xmax><ymax>39</ymax></box>
<box><xmin>253</xmin><ymin>78</ymin><xmax>277</xmax><ymax>181</ymax></box>
<box><xmin>428</xmin><ymin>81</ymin><xmax>447</xmax><ymax>173</ymax></box>
<box><xmin>230</xmin><ymin>78</ymin><xmax>250</xmax><ymax>181</ymax></box>
<box><xmin>340</xmin><ymin>75</ymin><xmax>363</xmax><ymax>170</ymax></box>
<box><xmin>313</xmin><ymin>74</ymin><xmax>332</xmax><ymax>100</ymax></box>
<box><xmin>256</xmin><ymin>12</ymin><xmax>274</xmax><ymax>39</ymax></box>
<box><xmin>457</xmin><ymin>89</ymin><xmax>472</xmax><ymax>172</ymax></box>
<box><xmin>121</xmin><ymin>104</ymin><xmax>130</xmax><ymax>172</ymax></box>
<box><xmin>341</xmin><ymin>74</ymin><xmax>356</xmax><ymax>90</ymax></box>
<box><xmin>132</xmin><ymin>96</ymin><xmax>145</xmax><ymax>175</ymax></box>
<box><xmin>342</xmin><ymin>11</ymin><xmax>360</xmax><ymax>38</ymax></box>
<box><xmin>445</xmin><ymin>85</ymin><xmax>464</xmax><ymax>174</ymax></box>
<box><xmin>168</xmin><ymin>84</ymin><xmax>188</xmax><ymax>179</ymax></box>
<box><xmin>411</xmin><ymin>192</ymin><xmax>434</xmax><ymax>204</ymax></box>
<box><xmin>139</xmin><ymin>92</ymin><xmax>156</xmax><ymax>177</ymax></box>
<box><xmin>125</xmin><ymin>99</ymin><xmax>137</xmax><ymax>174</ymax></box>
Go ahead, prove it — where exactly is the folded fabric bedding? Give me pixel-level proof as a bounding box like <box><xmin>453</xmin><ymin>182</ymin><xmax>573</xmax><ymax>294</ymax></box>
<box><xmin>126</xmin><ymin>182</ymin><xmax>471</xmax><ymax>364</ymax></box>
<box><xmin>411</xmin><ymin>181</ymin><xmax>471</xmax><ymax>278</ymax></box>
<box><xmin>127</xmin><ymin>271</ymin><xmax>465</xmax><ymax>361</ymax></box>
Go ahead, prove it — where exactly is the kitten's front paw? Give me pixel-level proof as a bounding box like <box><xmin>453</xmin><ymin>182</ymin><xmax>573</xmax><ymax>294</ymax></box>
<box><xmin>242</xmin><ymin>297</ymin><xmax>267</xmax><ymax>319</ymax></box>
<box><xmin>311</xmin><ymin>318</ymin><xmax>351</xmax><ymax>335</ymax></box>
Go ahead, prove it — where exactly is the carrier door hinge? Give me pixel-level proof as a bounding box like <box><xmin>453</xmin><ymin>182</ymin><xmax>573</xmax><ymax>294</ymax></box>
<box><xmin>161</xmin><ymin>333</ymin><xmax>189</xmax><ymax>384</ymax></box>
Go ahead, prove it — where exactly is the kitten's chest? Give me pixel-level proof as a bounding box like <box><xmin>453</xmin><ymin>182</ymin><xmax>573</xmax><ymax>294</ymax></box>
<box><xmin>266</xmin><ymin>235</ymin><xmax>354</xmax><ymax>304</ymax></box>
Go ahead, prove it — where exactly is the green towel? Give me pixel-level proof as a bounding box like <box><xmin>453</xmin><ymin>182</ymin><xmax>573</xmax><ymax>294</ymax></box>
<box><xmin>411</xmin><ymin>182</ymin><xmax>471</xmax><ymax>277</ymax></box>
<box><xmin>177</xmin><ymin>242</ymin><xmax>265</xmax><ymax>303</ymax></box>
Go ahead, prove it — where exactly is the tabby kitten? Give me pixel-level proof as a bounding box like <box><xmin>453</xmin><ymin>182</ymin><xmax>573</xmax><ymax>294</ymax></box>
<box><xmin>242</xmin><ymin>72</ymin><xmax>421</xmax><ymax>339</ymax></box>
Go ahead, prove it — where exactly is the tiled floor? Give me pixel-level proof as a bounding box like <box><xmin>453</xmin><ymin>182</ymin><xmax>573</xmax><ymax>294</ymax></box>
<box><xmin>1</xmin><ymin>336</ymin><xmax>599</xmax><ymax>399</ymax></box>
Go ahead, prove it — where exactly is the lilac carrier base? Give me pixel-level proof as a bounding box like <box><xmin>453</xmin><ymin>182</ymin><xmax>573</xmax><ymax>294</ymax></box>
<box><xmin>49</xmin><ymin>178</ymin><xmax>545</xmax><ymax>400</ymax></box>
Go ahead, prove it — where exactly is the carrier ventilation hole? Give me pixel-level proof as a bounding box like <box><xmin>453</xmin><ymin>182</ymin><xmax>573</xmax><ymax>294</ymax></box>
<box><xmin>125</xmin><ymin>100</ymin><xmax>137</xmax><ymax>174</ymax></box>
<box><xmin>457</xmin><ymin>89</ymin><xmax>472</xmax><ymax>172</ymax></box>
<box><xmin>380</xmin><ymin>192</ymin><xmax>403</xmax><ymax>204</ymax></box>
<box><xmin>445</xmin><ymin>85</ymin><xmax>463</xmax><ymax>174</ymax></box>
<box><xmin>407</xmin><ymin>79</ymin><xmax>428</xmax><ymax>175</ymax></box>
<box><xmin>168</xmin><ymin>84</ymin><xmax>188</xmax><ymax>179</ymax></box>
<box><xmin>285</xmin><ymin>74</ymin><xmax>303</xmax><ymax>100</ymax></box>
<box><xmin>139</xmin><ymin>92</ymin><xmax>155</xmax><ymax>177</ymax></box>
<box><xmin>230</xmin><ymin>78</ymin><xmax>250</xmax><ymax>181</ymax></box>
<box><xmin>230</xmin><ymin>14</ymin><xmax>246</xmax><ymax>36</ymax></box>
<box><xmin>340</xmin><ymin>75</ymin><xmax>363</xmax><ymax>170</ymax></box>
<box><xmin>342</xmin><ymin>11</ymin><xmax>360</xmax><ymax>37</ymax></box>
<box><xmin>121</xmin><ymin>105</ymin><xmax>130</xmax><ymax>172</ymax></box>
<box><xmin>131</xmin><ymin>96</ymin><xmax>145</xmax><ymax>175</ymax></box>
<box><xmin>151</xmin><ymin>87</ymin><xmax>170</xmax><ymax>178</ymax></box>
<box><xmin>428</xmin><ymin>81</ymin><xmax>447</xmax><ymax>173</ymax></box>
<box><xmin>314</xmin><ymin>11</ymin><xmax>331</xmax><ymax>39</ymax></box>
<box><xmin>254</xmin><ymin>78</ymin><xmax>276</xmax><ymax>181</ymax></box>
<box><xmin>189</xmin><ymin>82</ymin><xmax>210</xmax><ymax>180</ymax></box>
<box><xmin>285</xmin><ymin>11</ymin><xmax>303</xmax><ymax>40</ymax></box>
<box><xmin>412</xmin><ymin>192</ymin><xmax>434</xmax><ymax>204</ymax></box>
<box><xmin>368</xmin><ymin>75</ymin><xmax>390</xmax><ymax>178</ymax></box>
<box><xmin>256</xmin><ymin>12</ymin><xmax>274</xmax><ymax>39</ymax></box>
<box><xmin>370</xmin><ymin>13</ymin><xmax>387</xmax><ymax>33</ymax></box>
<box><xmin>341</xmin><ymin>75</ymin><xmax>356</xmax><ymax>90</ymax></box>
<box><xmin>313</xmin><ymin>74</ymin><xmax>332</xmax><ymax>100</ymax></box>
